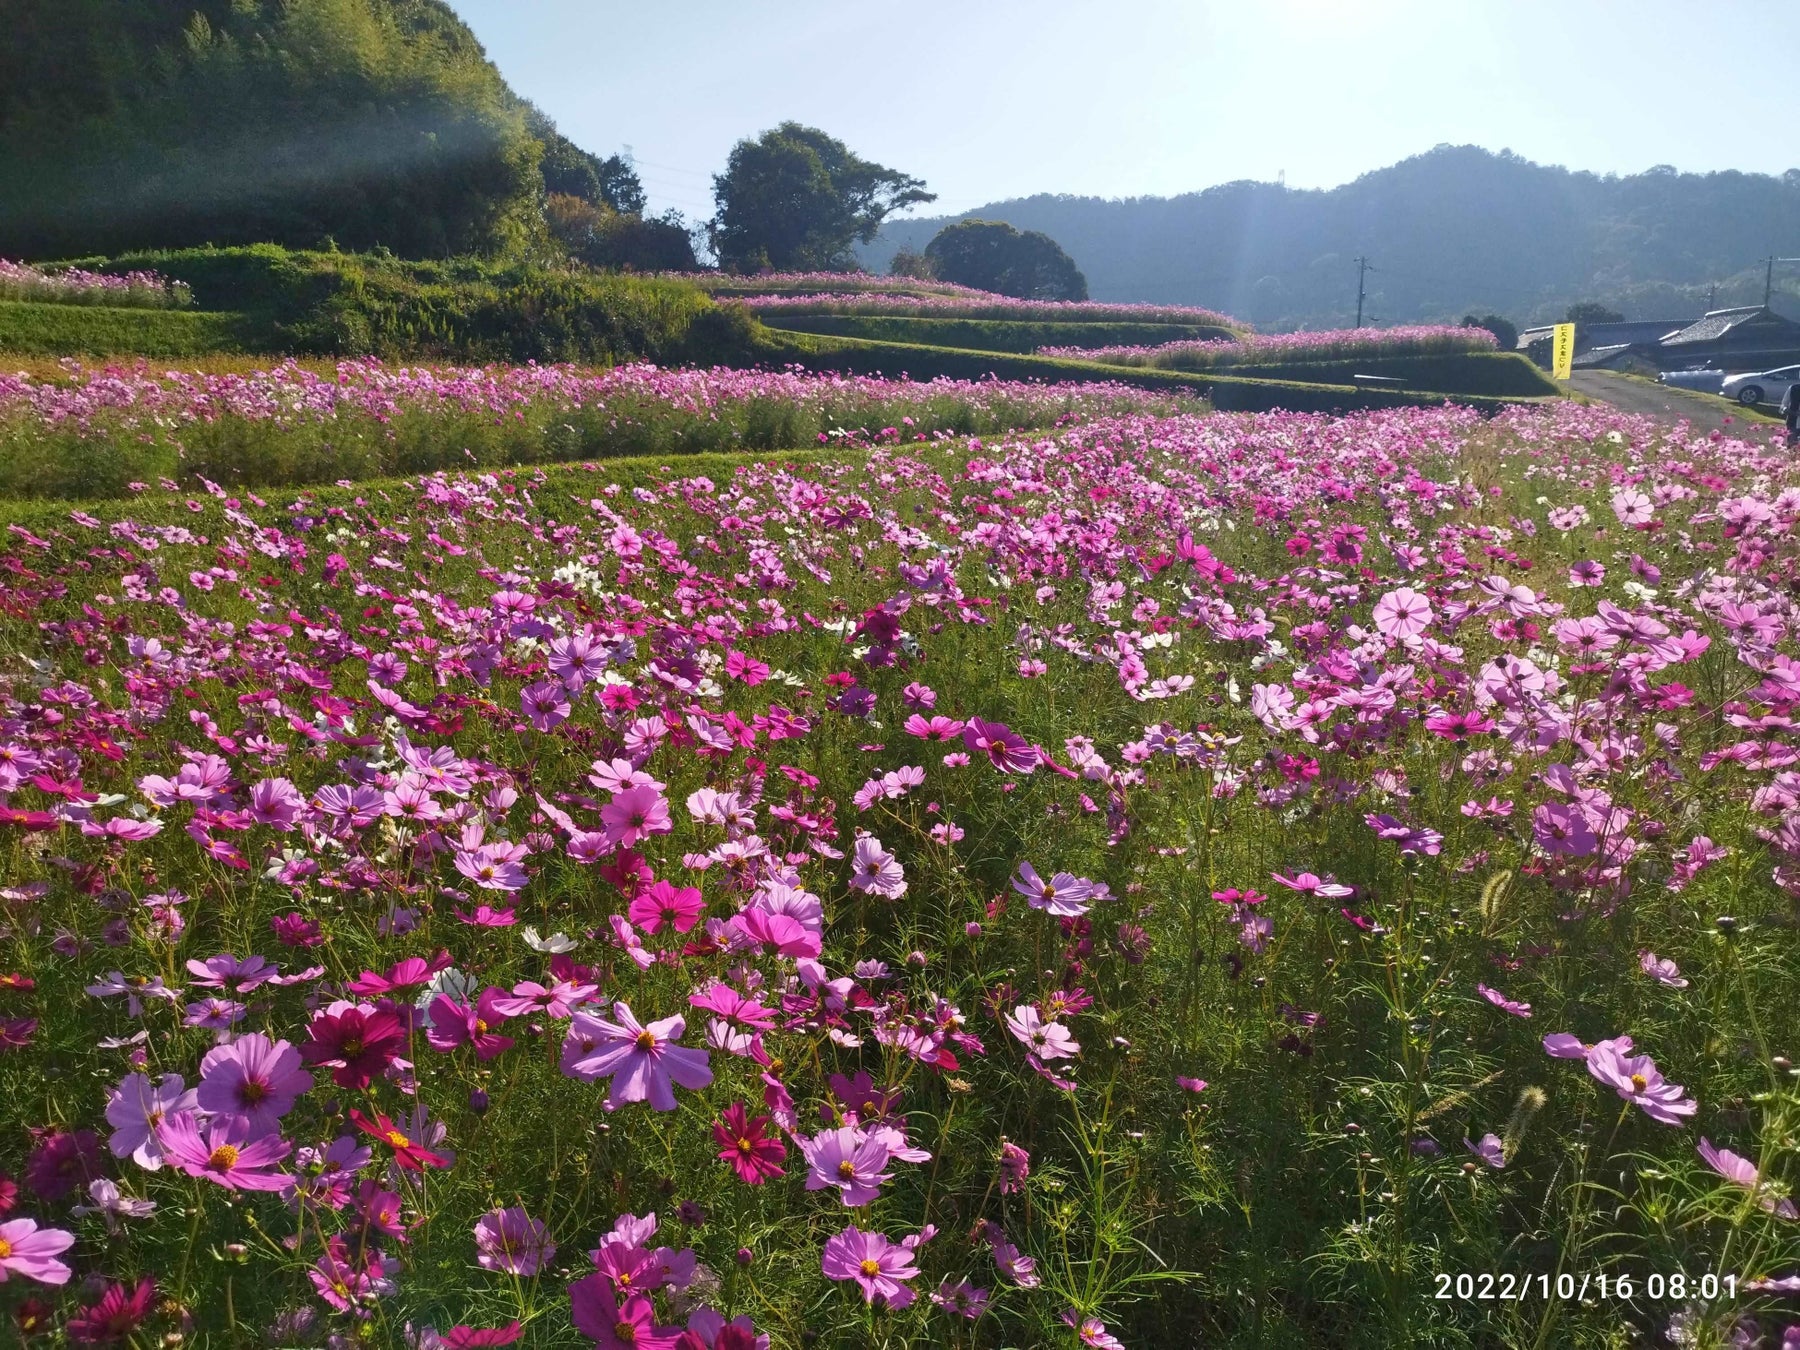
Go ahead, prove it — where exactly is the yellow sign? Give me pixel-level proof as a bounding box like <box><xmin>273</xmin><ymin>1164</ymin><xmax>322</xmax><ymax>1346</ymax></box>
<box><xmin>1551</xmin><ymin>322</ymin><xmax>1575</xmax><ymax>381</ymax></box>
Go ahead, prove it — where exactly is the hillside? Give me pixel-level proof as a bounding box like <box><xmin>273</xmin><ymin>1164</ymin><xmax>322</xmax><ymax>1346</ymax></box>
<box><xmin>862</xmin><ymin>146</ymin><xmax>1800</xmax><ymax>329</ymax></box>
<box><xmin>0</xmin><ymin>0</ymin><xmax>634</xmax><ymax>261</ymax></box>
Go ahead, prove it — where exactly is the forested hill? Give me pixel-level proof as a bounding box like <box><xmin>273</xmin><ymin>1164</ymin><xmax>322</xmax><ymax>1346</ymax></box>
<box><xmin>0</xmin><ymin>0</ymin><xmax>635</xmax><ymax>260</ymax></box>
<box><xmin>861</xmin><ymin>146</ymin><xmax>1800</xmax><ymax>329</ymax></box>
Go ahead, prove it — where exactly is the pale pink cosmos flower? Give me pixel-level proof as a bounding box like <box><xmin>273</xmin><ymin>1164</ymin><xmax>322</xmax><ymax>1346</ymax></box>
<box><xmin>1372</xmin><ymin>587</ymin><xmax>1432</xmax><ymax>641</ymax></box>
<box><xmin>1697</xmin><ymin>1138</ymin><xmax>1798</xmax><ymax>1218</ymax></box>
<box><xmin>801</xmin><ymin>1126</ymin><xmax>894</xmax><ymax>1207</ymax></box>
<box><xmin>1012</xmin><ymin>862</ymin><xmax>1094</xmax><ymax>917</ymax></box>
<box><xmin>1004</xmin><ymin>1005</ymin><xmax>1080</xmax><ymax>1060</ymax></box>
<box><xmin>848</xmin><ymin>836</ymin><xmax>906</xmax><ymax>898</ymax></box>
<box><xmin>0</xmin><ymin>1216</ymin><xmax>76</xmax><ymax>1285</ymax></box>
<box><xmin>1638</xmin><ymin>951</ymin><xmax>1689</xmax><ymax>989</ymax></box>
<box><xmin>1585</xmin><ymin>1042</ymin><xmax>1697</xmax><ymax>1126</ymax></box>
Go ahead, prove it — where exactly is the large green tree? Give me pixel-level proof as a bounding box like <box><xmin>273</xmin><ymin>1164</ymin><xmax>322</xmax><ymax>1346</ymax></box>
<box><xmin>922</xmin><ymin>219</ymin><xmax>1087</xmax><ymax>300</ymax></box>
<box><xmin>0</xmin><ymin>0</ymin><xmax>545</xmax><ymax>259</ymax></box>
<box><xmin>709</xmin><ymin>123</ymin><xmax>933</xmax><ymax>273</ymax></box>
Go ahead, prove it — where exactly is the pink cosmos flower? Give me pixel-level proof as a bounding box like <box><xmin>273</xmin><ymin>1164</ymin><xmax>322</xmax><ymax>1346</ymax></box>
<box><xmin>1585</xmin><ymin>1042</ymin><xmax>1698</xmax><ymax>1126</ymax></box>
<box><xmin>195</xmin><ymin>1032</ymin><xmax>313</xmax><ymax>1137</ymax></box>
<box><xmin>1532</xmin><ymin>801</ymin><xmax>1597</xmax><ymax>857</ymax></box>
<box><xmin>848</xmin><ymin>835</ymin><xmax>906</xmax><ymax>898</ymax></box>
<box><xmin>0</xmin><ymin>1216</ymin><xmax>75</xmax><ymax>1284</ymax></box>
<box><xmin>602</xmin><ymin>785</ymin><xmax>673</xmax><ymax>849</ymax></box>
<box><xmin>105</xmin><ymin>1071</ymin><xmax>194</xmax><ymax>1168</ymax></box>
<box><xmin>1004</xmin><ymin>1005</ymin><xmax>1080</xmax><ymax>1060</ymax></box>
<box><xmin>1697</xmin><ymin>1138</ymin><xmax>1798</xmax><ymax>1218</ymax></box>
<box><xmin>801</xmin><ymin>1126</ymin><xmax>893</xmax><ymax>1206</ymax></box>
<box><xmin>155</xmin><ymin>1111</ymin><xmax>292</xmax><ymax>1190</ymax></box>
<box><xmin>962</xmin><ymin>717</ymin><xmax>1038</xmax><ymax>773</ymax></box>
<box><xmin>1476</xmin><ymin>984</ymin><xmax>1532</xmax><ymax>1019</ymax></box>
<box><xmin>1271</xmin><ymin>871</ymin><xmax>1354</xmax><ymax>899</ymax></box>
<box><xmin>1061</xmin><ymin>1310</ymin><xmax>1125</xmax><ymax>1350</ymax></box>
<box><xmin>1012</xmin><ymin>862</ymin><xmax>1094</xmax><ymax>917</ymax></box>
<box><xmin>1372</xmin><ymin>587</ymin><xmax>1432</xmax><ymax>641</ymax></box>
<box><xmin>474</xmin><ymin>1206</ymin><xmax>555</xmax><ymax>1275</ymax></box>
<box><xmin>1464</xmin><ymin>1133</ymin><xmax>1506</xmax><ymax>1168</ymax></box>
<box><xmin>820</xmin><ymin>1225</ymin><xmax>922</xmax><ymax>1307</ymax></box>
<box><xmin>427</xmin><ymin>988</ymin><xmax>516</xmax><ymax>1060</ymax></box>
<box><xmin>562</xmin><ymin>1002</ymin><xmax>713</xmax><ymax>1110</ymax></box>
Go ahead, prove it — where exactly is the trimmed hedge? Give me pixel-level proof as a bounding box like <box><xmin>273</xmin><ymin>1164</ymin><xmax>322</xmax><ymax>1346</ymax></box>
<box><xmin>1218</xmin><ymin>352</ymin><xmax>1558</xmax><ymax>397</ymax></box>
<box><xmin>0</xmin><ymin>300</ymin><xmax>256</xmax><ymax>356</ymax></box>
<box><xmin>758</xmin><ymin>313</ymin><xmax>1239</xmax><ymax>352</ymax></box>
<box><xmin>40</xmin><ymin>246</ymin><xmax>761</xmax><ymax>366</ymax></box>
<box><xmin>767</xmin><ymin>332</ymin><xmax>1548</xmax><ymax>415</ymax></box>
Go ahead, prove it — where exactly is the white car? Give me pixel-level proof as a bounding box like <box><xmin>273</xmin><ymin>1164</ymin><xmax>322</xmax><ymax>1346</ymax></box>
<box><xmin>1721</xmin><ymin>365</ymin><xmax>1800</xmax><ymax>406</ymax></box>
<box><xmin>1658</xmin><ymin>368</ymin><xmax>1725</xmax><ymax>394</ymax></box>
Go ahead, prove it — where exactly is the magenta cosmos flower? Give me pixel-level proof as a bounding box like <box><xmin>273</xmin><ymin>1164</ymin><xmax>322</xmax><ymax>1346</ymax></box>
<box><xmin>820</xmin><ymin>1225</ymin><xmax>922</xmax><ymax>1307</ymax></box>
<box><xmin>474</xmin><ymin>1206</ymin><xmax>555</xmax><ymax>1275</ymax></box>
<box><xmin>155</xmin><ymin>1112</ymin><xmax>292</xmax><ymax>1190</ymax></box>
<box><xmin>568</xmin><ymin>1273</ymin><xmax>681</xmax><ymax>1350</ymax></box>
<box><xmin>1476</xmin><ymin>984</ymin><xmax>1532</xmax><ymax>1019</ymax></box>
<box><xmin>561</xmin><ymin>1002</ymin><xmax>712</xmax><ymax>1110</ymax></box>
<box><xmin>0</xmin><ymin>1217</ymin><xmax>75</xmax><ymax>1285</ymax></box>
<box><xmin>1372</xmin><ymin>587</ymin><xmax>1432</xmax><ymax>641</ymax></box>
<box><xmin>712</xmin><ymin>1102</ymin><xmax>786</xmax><ymax>1184</ymax></box>
<box><xmin>195</xmin><ymin>1032</ymin><xmax>313</xmax><ymax>1137</ymax></box>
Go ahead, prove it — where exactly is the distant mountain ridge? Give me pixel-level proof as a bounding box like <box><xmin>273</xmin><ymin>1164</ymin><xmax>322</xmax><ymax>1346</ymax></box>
<box><xmin>860</xmin><ymin>146</ymin><xmax>1800</xmax><ymax>330</ymax></box>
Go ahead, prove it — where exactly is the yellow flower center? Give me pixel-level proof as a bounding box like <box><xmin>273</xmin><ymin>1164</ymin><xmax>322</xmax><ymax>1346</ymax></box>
<box><xmin>614</xmin><ymin>1323</ymin><xmax>637</xmax><ymax>1344</ymax></box>
<box><xmin>736</xmin><ymin>1136</ymin><xmax>753</xmax><ymax>1153</ymax></box>
<box><xmin>0</xmin><ymin>1237</ymin><xmax>12</xmax><ymax>1259</ymax></box>
<box><xmin>385</xmin><ymin>1130</ymin><xmax>412</xmax><ymax>1148</ymax></box>
<box><xmin>837</xmin><ymin>1160</ymin><xmax>857</xmax><ymax>1180</ymax></box>
<box><xmin>859</xmin><ymin>1258</ymin><xmax>881</xmax><ymax>1277</ymax></box>
<box><xmin>1630</xmin><ymin>1074</ymin><xmax>1648</xmax><ymax>1092</ymax></box>
<box><xmin>635</xmin><ymin>1030</ymin><xmax>657</xmax><ymax>1051</ymax></box>
<box><xmin>208</xmin><ymin>1145</ymin><xmax>241</xmax><ymax>1169</ymax></box>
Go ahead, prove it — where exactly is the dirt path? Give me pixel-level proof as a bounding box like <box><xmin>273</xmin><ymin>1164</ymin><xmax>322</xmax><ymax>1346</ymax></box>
<box><xmin>1567</xmin><ymin>370</ymin><xmax>1777</xmax><ymax>436</ymax></box>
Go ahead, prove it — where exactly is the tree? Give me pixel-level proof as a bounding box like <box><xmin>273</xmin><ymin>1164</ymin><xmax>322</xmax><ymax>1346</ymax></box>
<box><xmin>1462</xmin><ymin>313</ymin><xmax>1518</xmax><ymax>349</ymax></box>
<box><xmin>522</xmin><ymin>103</ymin><xmax>644</xmax><ymax>214</ymax></box>
<box><xmin>1566</xmin><ymin>301</ymin><xmax>1625</xmax><ymax>325</ymax></box>
<box><xmin>0</xmin><ymin>0</ymin><xmax>545</xmax><ymax>259</ymax></box>
<box><xmin>887</xmin><ymin>245</ymin><xmax>934</xmax><ymax>280</ymax></box>
<box><xmin>922</xmin><ymin>219</ymin><xmax>1087</xmax><ymax>300</ymax></box>
<box><xmin>545</xmin><ymin>194</ymin><xmax>697</xmax><ymax>272</ymax></box>
<box><xmin>709</xmin><ymin>122</ymin><xmax>933</xmax><ymax>273</ymax></box>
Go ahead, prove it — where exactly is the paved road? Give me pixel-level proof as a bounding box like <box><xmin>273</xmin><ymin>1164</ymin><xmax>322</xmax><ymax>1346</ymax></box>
<box><xmin>1567</xmin><ymin>370</ymin><xmax>1776</xmax><ymax>436</ymax></box>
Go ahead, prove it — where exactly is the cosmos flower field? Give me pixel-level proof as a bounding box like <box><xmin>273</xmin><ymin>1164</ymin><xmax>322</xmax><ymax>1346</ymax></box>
<box><xmin>0</xmin><ymin>378</ymin><xmax>1798</xmax><ymax>1349</ymax></box>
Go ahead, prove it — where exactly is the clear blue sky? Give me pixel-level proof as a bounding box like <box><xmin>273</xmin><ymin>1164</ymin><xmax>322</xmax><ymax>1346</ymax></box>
<box><xmin>454</xmin><ymin>0</ymin><xmax>1800</xmax><ymax>221</ymax></box>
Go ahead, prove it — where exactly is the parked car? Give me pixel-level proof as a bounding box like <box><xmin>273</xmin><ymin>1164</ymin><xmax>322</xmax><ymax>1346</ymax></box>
<box><xmin>1659</xmin><ymin>368</ymin><xmax>1726</xmax><ymax>394</ymax></box>
<box><xmin>1721</xmin><ymin>365</ymin><xmax>1800</xmax><ymax>406</ymax></box>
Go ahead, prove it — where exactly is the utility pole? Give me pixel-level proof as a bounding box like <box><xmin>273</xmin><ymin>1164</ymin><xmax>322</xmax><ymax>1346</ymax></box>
<box><xmin>1763</xmin><ymin>257</ymin><xmax>1800</xmax><ymax>308</ymax></box>
<box><xmin>1354</xmin><ymin>255</ymin><xmax>1374</xmax><ymax>328</ymax></box>
<box><xmin>1707</xmin><ymin>282</ymin><xmax>1717</xmax><ymax>311</ymax></box>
